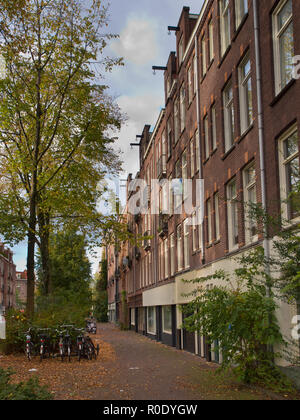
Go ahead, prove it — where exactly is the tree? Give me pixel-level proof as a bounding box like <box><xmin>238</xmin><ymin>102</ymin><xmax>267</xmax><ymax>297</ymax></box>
<box><xmin>93</xmin><ymin>256</ymin><xmax>108</xmax><ymax>322</ymax></box>
<box><xmin>0</xmin><ymin>0</ymin><xmax>123</xmax><ymax>315</ymax></box>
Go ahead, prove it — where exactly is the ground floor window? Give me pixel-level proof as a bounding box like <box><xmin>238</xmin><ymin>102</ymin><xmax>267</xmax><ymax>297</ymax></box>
<box><xmin>162</xmin><ymin>306</ymin><xmax>172</xmax><ymax>334</ymax></box>
<box><xmin>130</xmin><ymin>308</ymin><xmax>135</xmax><ymax>326</ymax></box>
<box><xmin>147</xmin><ymin>306</ymin><xmax>156</xmax><ymax>335</ymax></box>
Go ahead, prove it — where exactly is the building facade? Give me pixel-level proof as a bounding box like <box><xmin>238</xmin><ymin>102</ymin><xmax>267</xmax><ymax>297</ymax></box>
<box><xmin>108</xmin><ymin>0</ymin><xmax>300</xmax><ymax>364</ymax></box>
<box><xmin>0</xmin><ymin>243</ymin><xmax>17</xmax><ymax>312</ymax></box>
<box><xmin>16</xmin><ymin>270</ymin><xmax>27</xmax><ymax>307</ymax></box>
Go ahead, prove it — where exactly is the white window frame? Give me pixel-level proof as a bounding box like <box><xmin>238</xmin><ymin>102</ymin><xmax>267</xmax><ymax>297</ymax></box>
<box><xmin>190</xmin><ymin>136</ymin><xmax>195</xmax><ymax>177</ymax></box>
<box><xmin>214</xmin><ymin>193</ymin><xmax>220</xmax><ymax>241</ymax></box>
<box><xmin>162</xmin><ymin>306</ymin><xmax>172</xmax><ymax>335</ymax></box>
<box><xmin>183</xmin><ymin>219</ymin><xmax>190</xmax><ymax>269</ymax></box>
<box><xmin>220</xmin><ymin>0</ymin><xmax>231</xmax><ymax>56</ymax></box>
<box><xmin>235</xmin><ymin>0</ymin><xmax>248</xmax><ymax>29</ymax></box>
<box><xmin>207</xmin><ymin>198</ymin><xmax>213</xmax><ymax>244</ymax></box>
<box><xmin>201</xmin><ymin>36</ymin><xmax>207</xmax><ymax>77</ymax></box>
<box><xmin>227</xmin><ymin>179</ymin><xmax>239</xmax><ymax>251</ymax></box>
<box><xmin>174</xmin><ymin>97</ymin><xmax>180</xmax><ymax>143</ymax></box>
<box><xmin>239</xmin><ymin>54</ymin><xmax>253</xmax><ymax>134</ymax></box>
<box><xmin>204</xmin><ymin>115</ymin><xmax>209</xmax><ymax>159</ymax></box>
<box><xmin>177</xmin><ymin>224</ymin><xmax>183</xmax><ymax>272</ymax></box>
<box><xmin>278</xmin><ymin>124</ymin><xmax>299</xmax><ymax>222</ymax></box>
<box><xmin>243</xmin><ymin>163</ymin><xmax>258</xmax><ymax>244</ymax></box>
<box><xmin>211</xmin><ymin>105</ymin><xmax>217</xmax><ymax>150</ymax></box>
<box><xmin>180</xmin><ymin>85</ymin><xmax>186</xmax><ymax>133</ymax></box>
<box><xmin>147</xmin><ymin>306</ymin><xmax>156</xmax><ymax>335</ymax></box>
<box><xmin>223</xmin><ymin>81</ymin><xmax>235</xmax><ymax>151</ymax></box>
<box><xmin>164</xmin><ymin>238</ymin><xmax>169</xmax><ymax>279</ymax></box>
<box><xmin>195</xmin><ymin>129</ymin><xmax>200</xmax><ymax>173</ymax></box>
<box><xmin>209</xmin><ymin>20</ymin><xmax>214</xmax><ymax>63</ymax></box>
<box><xmin>170</xmin><ymin>233</ymin><xmax>175</xmax><ymax>276</ymax></box>
<box><xmin>273</xmin><ymin>0</ymin><xmax>294</xmax><ymax>95</ymax></box>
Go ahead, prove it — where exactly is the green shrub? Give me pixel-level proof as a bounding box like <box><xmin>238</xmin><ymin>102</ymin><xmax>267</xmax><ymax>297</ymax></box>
<box><xmin>1</xmin><ymin>309</ymin><xmax>29</xmax><ymax>354</ymax></box>
<box><xmin>0</xmin><ymin>368</ymin><xmax>53</xmax><ymax>400</ymax></box>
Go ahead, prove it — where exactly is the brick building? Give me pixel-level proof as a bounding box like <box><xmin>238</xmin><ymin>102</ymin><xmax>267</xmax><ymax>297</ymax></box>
<box><xmin>109</xmin><ymin>0</ymin><xmax>300</xmax><ymax>364</ymax></box>
<box><xmin>16</xmin><ymin>270</ymin><xmax>27</xmax><ymax>307</ymax></box>
<box><xmin>0</xmin><ymin>243</ymin><xmax>17</xmax><ymax>312</ymax></box>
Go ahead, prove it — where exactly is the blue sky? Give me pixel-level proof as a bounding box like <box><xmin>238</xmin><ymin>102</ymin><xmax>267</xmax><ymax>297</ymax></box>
<box><xmin>11</xmin><ymin>0</ymin><xmax>204</xmax><ymax>273</ymax></box>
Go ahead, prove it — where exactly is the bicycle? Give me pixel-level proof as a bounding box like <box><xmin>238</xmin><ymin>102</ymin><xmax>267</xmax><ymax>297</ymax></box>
<box><xmin>38</xmin><ymin>328</ymin><xmax>52</xmax><ymax>362</ymax></box>
<box><xmin>75</xmin><ymin>328</ymin><xmax>86</xmax><ymax>362</ymax></box>
<box><xmin>58</xmin><ymin>325</ymin><xmax>74</xmax><ymax>362</ymax></box>
<box><xmin>25</xmin><ymin>328</ymin><xmax>35</xmax><ymax>361</ymax></box>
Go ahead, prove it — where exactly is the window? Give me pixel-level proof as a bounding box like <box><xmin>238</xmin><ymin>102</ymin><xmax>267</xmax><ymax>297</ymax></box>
<box><xmin>170</xmin><ymin>233</ymin><xmax>175</xmax><ymax>276</ymax></box>
<box><xmin>183</xmin><ymin>219</ymin><xmax>190</xmax><ymax>269</ymax></box>
<box><xmin>278</xmin><ymin>125</ymin><xmax>299</xmax><ymax>220</ymax></box>
<box><xmin>180</xmin><ymin>85</ymin><xmax>186</xmax><ymax>133</ymax></box>
<box><xmin>164</xmin><ymin>238</ymin><xmax>169</xmax><ymax>279</ymax></box>
<box><xmin>147</xmin><ymin>307</ymin><xmax>156</xmax><ymax>335</ymax></box>
<box><xmin>178</xmin><ymin>36</ymin><xmax>184</xmax><ymax>65</ymax></box>
<box><xmin>243</xmin><ymin>164</ymin><xmax>257</xmax><ymax>243</ymax></box>
<box><xmin>207</xmin><ymin>199</ymin><xmax>212</xmax><ymax>244</ymax></box>
<box><xmin>273</xmin><ymin>0</ymin><xmax>294</xmax><ymax>95</ymax></box>
<box><xmin>175</xmin><ymin>159</ymin><xmax>182</xmax><ymax>208</ymax></box>
<box><xmin>220</xmin><ymin>0</ymin><xmax>231</xmax><ymax>56</ymax></box>
<box><xmin>211</xmin><ymin>105</ymin><xmax>217</xmax><ymax>150</ymax></box>
<box><xmin>223</xmin><ymin>81</ymin><xmax>235</xmax><ymax>151</ymax></box>
<box><xmin>167</xmin><ymin>117</ymin><xmax>172</xmax><ymax>158</ymax></box>
<box><xmin>177</xmin><ymin>224</ymin><xmax>183</xmax><ymax>271</ymax></box>
<box><xmin>169</xmin><ymin>174</ymin><xmax>174</xmax><ymax>215</ymax></box>
<box><xmin>190</xmin><ymin>137</ymin><xmax>195</xmax><ymax>177</ymax></box>
<box><xmin>195</xmin><ymin>129</ymin><xmax>200</xmax><ymax>173</ymax></box>
<box><xmin>198</xmin><ymin>207</ymin><xmax>202</xmax><ymax>251</ymax></box>
<box><xmin>239</xmin><ymin>54</ymin><xmax>253</xmax><ymax>134</ymax></box>
<box><xmin>162</xmin><ymin>306</ymin><xmax>172</xmax><ymax>334</ymax></box>
<box><xmin>235</xmin><ymin>0</ymin><xmax>248</xmax><ymax>28</ymax></box>
<box><xmin>201</xmin><ymin>36</ymin><xmax>207</xmax><ymax>76</ymax></box>
<box><xmin>214</xmin><ymin>193</ymin><xmax>220</xmax><ymax>240</ymax></box>
<box><xmin>182</xmin><ymin>150</ymin><xmax>188</xmax><ymax>200</ymax></box>
<box><xmin>160</xmin><ymin>241</ymin><xmax>164</xmax><ymax>281</ymax></box>
<box><xmin>192</xmin><ymin>211</ymin><xmax>197</xmax><ymax>252</ymax></box>
<box><xmin>193</xmin><ymin>55</ymin><xmax>197</xmax><ymax>94</ymax></box>
<box><xmin>204</xmin><ymin>115</ymin><xmax>209</xmax><ymax>159</ymax></box>
<box><xmin>208</xmin><ymin>20</ymin><xmax>214</xmax><ymax>63</ymax></box>
<box><xmin>174</xmin><ymin>97</ymin><xmax>180</xmax><ymax>143</ymax></box>
<box><xmin>188</xmin><ymin>65</ymin><xmax>193</xmax><ymax>104</ymax></box>
<box><xmin>227</xmin><ymin>180</ymin><xmax>239</xmax><ymax>250</ymax></box>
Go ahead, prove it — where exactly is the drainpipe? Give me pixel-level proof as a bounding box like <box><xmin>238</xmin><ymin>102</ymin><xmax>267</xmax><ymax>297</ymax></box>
<box><xmin>195</xmin><ymin>35</ymin><xmax>206</xmax><ymax>263</ymax></box>
<box><xmin>253</xmin><ymin>0</ymin><xmax>270</xmax><ymax>264</ymax></box>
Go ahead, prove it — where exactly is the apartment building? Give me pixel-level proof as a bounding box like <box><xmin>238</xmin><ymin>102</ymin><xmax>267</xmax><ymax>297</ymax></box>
<box><xmin>0</xmin><ymin>243</ymin><xmax>17</xmax><ymax>312</ymax></box>
<box><xmin>16</xmin><ymin>270</ymin><xmax>27</xmax><ymax>307</ymax></box>
<box><xmin>109</xmin><ymin>0</ymin><xmax>300</xmax><ymax>364</ymax></box>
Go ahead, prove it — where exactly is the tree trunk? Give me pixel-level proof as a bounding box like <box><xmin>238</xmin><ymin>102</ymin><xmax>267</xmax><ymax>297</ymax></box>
<box><xmin>26</xmin><ymin>193</ymin><xmax>36</xmax><ymax>317</ymax></box>
<box><xmin>37</xmin><ymin>208</ymin><xmax>51</xmax><ymax>295</ymax></box>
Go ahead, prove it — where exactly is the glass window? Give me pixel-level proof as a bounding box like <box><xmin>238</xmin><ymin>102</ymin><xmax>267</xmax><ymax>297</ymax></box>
<box><xmin>227</xmin><ymin>180</ymin><xmax>239</xmax><ymax>250</ymax></box>
<box><xmin>279</xmin><ymin>126</ymin><xmax>299</xmax><ymax>220</ymax></box>
<box><xmin>202</xmin><ymin>36</ymin><xmax>207</xmax><ymax>76</ymax></box>
<box><xmin>243</xmin><ymin>164</ymin><xmax>257</xmax><ymax>243</ymax></box>
<box><xmin>190</xmin><ymin>137</ymin><xmax>195</xmax><ymax>177</ymax></box>
<box><xmin>220</xmin><ymin>0</ymin><xmax>231</xmax><ymax>56</ymax></box>
<box><xmin>180</xmin><ymin>85</ymin><xmax>186</xmax><ymax>133</ymax></box>
<box><xmin>235</xmin><ymin>0</ymin><xmax>248</xmax><ymax>28</ymax></box>
<box><xmin>211</xmin><ymin>105</ymin><xmax>217</xmax><ymax>150</ymax></box>
<box><xmin>209</xmin><ymin>20</ymin><xmax>214</xmax><ymax>62</ymax></box>
<box><xmin>239</xmin><ymin>54</ymin><xmax>253</xmax><ymax>133</ymax></box>
<box><xmin>223</xmin><ymin>81</ymin><xmax>235</xmax><ymax>151</ymax></box>
<box><xmin>164</xmin><ymin>238</ymin><xmax>169</xmax><ymax>279</ymax></box>
<box><xmin>177</xmin><ymin>224</ymin><xmax>183</xmax><ymax>271</ymax></box>
<box><xmin>204</xmin><ymin>115</ymin><xmax>209</xmax><ymax>159</ymax></box>
<box><xmin>174</xmin><ymin>97</ymin><xmax>180</xmax><ymax>143</ymax></box>
<box><xmin>195</xmin><ymin>129</ymin><xmax>200</xmax><ymax>172</ymax></box>
<box><xmin>147</xmin><ymin>307</ymin><xmax>156</xmax><ymax>334</ymax></box>
<box><xmin>207</xmin><ymin>199</ymin><xmax>212</xmax><ymax>244</ymax></box>
<box><xmin>273</xmin><ymin>0</ymin><xmax>294</xmax><ymax>94</ymax></box>
<box><xmin>162</xmin><ymin>306</ymin><xmax>172</xmax><ymax>334</ymax></box>
<box><xmin>183</xmin><ymin>219</ymin><xmax>190</xmax><ymax>269</ymax></box>
<box><xmin>214</xmin><ymin>193</ymin><xmax>220</xmax><ymax>240</ymax></box>
<box><xmin>170</xmin><ymin>233</ymin><xmax>175</xmax><ymax>276</ymax></box>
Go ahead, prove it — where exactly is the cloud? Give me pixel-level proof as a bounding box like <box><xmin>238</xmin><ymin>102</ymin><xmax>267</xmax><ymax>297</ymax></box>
<box><xmin>110</xmin><ymin>15</ymin><xmax>160</xmax><ymax>67</ymax></box>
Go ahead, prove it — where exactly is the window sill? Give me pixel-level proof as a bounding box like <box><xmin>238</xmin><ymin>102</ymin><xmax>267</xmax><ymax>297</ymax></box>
<box><xmin>232</xmin><ymin>13</ymin><xmax>249</xmax><ymax>42</ymax></box>
<box><xmin>238</xmin><ymin>123</ymin><xmax>254</xmax><ymax>143</ymax></box>
<box><xmin>218</xmin><ymin>45</ymin><xmax>231</xmax><ymax>68</ymax></box>
<box><xmin>270</xmin><ymin>79</ymin><xmax>296</xmax><ymax>107</ymax></box>
<box><xmin>221</xmin><ymin>144</ymin><xmax>236</xmax><ymax>160</ymax></box>
<box><xmin>213</xmin><ymin>239</ymin><xmax>221</xmax><ymax>245</ymax></box>
<box><xmin>200</xmin><ymin>72</ymin><xmax>207</xmax><ymax>84</ymax></box>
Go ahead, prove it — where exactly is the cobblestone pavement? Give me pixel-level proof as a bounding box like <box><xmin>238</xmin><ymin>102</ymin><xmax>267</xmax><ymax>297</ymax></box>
<box><xmin>91</xmin><ymin>323</ymin><xmax>295</xmax><ymax>400</ymax></box>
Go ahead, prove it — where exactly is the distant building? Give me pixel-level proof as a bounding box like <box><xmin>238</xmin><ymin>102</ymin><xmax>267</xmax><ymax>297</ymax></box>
<box><xmin>16</xmin><ymin>270</ymin><xmax>27</xmax><ymax>307</ymax></box>
<box><xmin>0</xmin><ymin>243</ymin><xmax>17</xmax><ymax>312</ymax></box>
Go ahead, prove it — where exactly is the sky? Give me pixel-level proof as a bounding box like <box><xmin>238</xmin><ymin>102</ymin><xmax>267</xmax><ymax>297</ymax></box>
<box><xmin>11</xmin><ymin>0</ymin><xmax>204</xmax><ymax>274</ymax></box>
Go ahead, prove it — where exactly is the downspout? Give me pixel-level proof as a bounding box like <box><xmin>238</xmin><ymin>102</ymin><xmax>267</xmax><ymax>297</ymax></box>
<box><xmin>253</xmin><ymin>0</ymin><xmax>274</xmax><ymax>358</ymax></box>
<box><xmin>195</xmin><ymin>35</ymin><xmax>206</xmax><ymax>263</ymax></box>
<box><xmin>253</xmin><ymin>0</ymin><xmax>270</xmax><ymax>265</ymax></box>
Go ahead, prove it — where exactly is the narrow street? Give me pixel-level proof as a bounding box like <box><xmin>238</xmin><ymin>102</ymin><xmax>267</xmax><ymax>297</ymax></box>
<box><xmin>0</xmin><ymin>323</ymin><xmax>298</xmax><ymax>400</ymax></box>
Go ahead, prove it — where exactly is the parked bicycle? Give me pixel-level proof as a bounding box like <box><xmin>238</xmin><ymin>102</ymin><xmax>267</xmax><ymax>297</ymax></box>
<box><xmin>25</xmin><ymin>328</ymin><xmax>35</xmax><ymax>361</ymax></box>
<box><xmin>38</xmin><ymin>328</ymin><xmax>52</xmax><ymax>362</ymax></box>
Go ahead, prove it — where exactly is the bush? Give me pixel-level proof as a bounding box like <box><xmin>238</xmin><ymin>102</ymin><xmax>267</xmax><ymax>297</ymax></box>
<box><xmin>1</xmin><ymin>309</ymin><xmax>29</xmax><ymax>354</ymax></box>
<box><xmin>0</xmin><ymin>368</ymin><xmax>53</xmax><ymax>400</ymax></box>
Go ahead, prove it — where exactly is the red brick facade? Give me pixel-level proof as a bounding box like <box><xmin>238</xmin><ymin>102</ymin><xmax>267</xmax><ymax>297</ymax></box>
<box><xmin>0</xmin><ymin>243</ymin><xmax>17</xmax><ymax>312</ymax></box>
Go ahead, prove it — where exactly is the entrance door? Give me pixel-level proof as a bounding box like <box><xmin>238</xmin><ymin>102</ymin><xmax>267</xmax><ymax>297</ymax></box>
<box><xmin>182</xmin><ymin>310</ymin><xmax>195</xmax><ymax>354</ymax></box>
